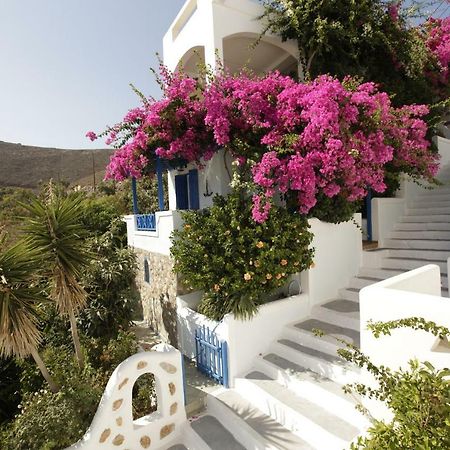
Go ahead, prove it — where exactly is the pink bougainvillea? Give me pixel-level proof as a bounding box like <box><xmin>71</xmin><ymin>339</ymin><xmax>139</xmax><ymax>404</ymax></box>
<box><xmin>92</xmin><ymin>67</ymin><xmax>439</xmax><ymax>222</ymax></box>
<box><xmin>425</xmin><ymin>17</ymin><xmax>450</xmax><ymax>84</ymax></box>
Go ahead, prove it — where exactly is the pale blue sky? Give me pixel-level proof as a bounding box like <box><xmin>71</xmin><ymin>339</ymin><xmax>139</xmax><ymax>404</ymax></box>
<box><xmin>0</xmin><ymin>0</ymin><xmax>185</xmax><ymax>149</ymax></box>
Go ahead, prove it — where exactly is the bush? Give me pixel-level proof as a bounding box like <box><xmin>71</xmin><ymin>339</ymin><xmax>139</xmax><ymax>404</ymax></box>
<box><xmin>0</xmin><ymin>358</ymin><xmax>21</xmax><ymax>424</ymax></box>
<box><xmin>317</xmin><ymin>318</ymin><xmax>450</xmax><ymax>450</ymax></box>
<box><xmin>80</xmin><ymin>228</ymin><xmax>138</xmax><ymax>340</ymax></box>
<box><xmin>308</xmin><ymin>192</ymin><xmax>361</xmax><ymax>224</ymax></box>
<box><xmin>1</xmin><ymin>332</ymin><xmax>153</xmax><ymax>450</ymax></box>
<box><xmin>171</xmin><ymin>193</ymin><xmax>314</xmax><ymax>320</ymax></box>
<box><xmin>0</xmin><ymin>383</ymin><xmax>102</xmax><ymax>450</ymax></box>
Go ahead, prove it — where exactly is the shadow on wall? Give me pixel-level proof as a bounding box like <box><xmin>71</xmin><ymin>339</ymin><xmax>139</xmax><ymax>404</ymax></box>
<box><xmin>143</xmin><ymin>292</ymin><xmax>178</xmax><ymax>347</ymax></box>
<box><xmin>161</xmin><ymin>293</ymin><xmax>178</xmax><ymax>347</ymax></box>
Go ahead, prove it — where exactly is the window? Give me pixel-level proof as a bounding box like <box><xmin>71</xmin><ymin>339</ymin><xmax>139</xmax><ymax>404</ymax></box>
<box><xmin>175</xmin><ymin>169</ymin><xmax>199</xmax><ymax>210</ymax></box>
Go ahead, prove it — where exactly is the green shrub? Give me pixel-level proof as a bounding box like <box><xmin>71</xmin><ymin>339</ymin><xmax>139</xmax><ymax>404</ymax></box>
<box><xmin>84</xmin><ymin>331</ymin><xmax>138</xmax><ymax>378</ymax></box>
<box><xmin>308</xmin><ymin>192</ymin><xmax>361</xmax><ymax>224</ymax></box>
<box><xmin>317</xmin><ymin>318</ymin><xmax>450</xmax><ymax>450</ymax></box>
<box><xmin>0</xmin><ymin>382</ymin><xmax>102</xmax><ymax>450</ymax></box>
<box><xmin>80</xmin><ymin>232</ymin><xmax>137</xmax><ymax>340</ymax></box>
<box><xmin>0</xmin><ymin>358</ymin><xmax>21</xmax><ymax>424</ymax></box>
<box><xmin>1</xmin><ymin>332</ymin><xmax>150</xmax><ymax>450</ymax></box>
<box><xmin>171</xmin><ymin>193</ymin><xmax>314</xmax><ymax>320</ymax></box>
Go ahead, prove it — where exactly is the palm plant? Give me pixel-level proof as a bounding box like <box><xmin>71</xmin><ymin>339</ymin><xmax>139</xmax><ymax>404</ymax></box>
<box><xmin>0</xmin><ymin>233</ymin><xmax>59</xmax><ymax>393</ymax></box>
<box><xmin>22</xmin><ymin>189</ymin><xmax>92</xmax><ymax>369</ymax></box>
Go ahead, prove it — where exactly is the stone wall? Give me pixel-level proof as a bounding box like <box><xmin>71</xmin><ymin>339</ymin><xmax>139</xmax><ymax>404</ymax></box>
<box><xmin>135</xmin><ymin>248</ymin><xmax>179</xmax><ymax>346</ymax></box>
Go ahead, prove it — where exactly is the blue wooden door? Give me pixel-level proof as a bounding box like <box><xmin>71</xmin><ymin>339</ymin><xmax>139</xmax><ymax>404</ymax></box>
<box><xmin>188</xmin><ymin>169</ymin><xmax>199</xmax><ymax>210</ymax></box>
<box><xmin>175</xmin><ymin>174</ymin><xmax>189</xmax><ymax>210</ymax></box>
<box><xmin>175</xmin><ymin>169</ymin><xmax>199</xmax><ymax>210</ymax></box>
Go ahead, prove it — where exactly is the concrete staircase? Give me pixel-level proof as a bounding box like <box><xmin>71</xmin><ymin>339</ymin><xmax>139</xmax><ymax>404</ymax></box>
<box><xmin>186</xmin><ymin>176</ymin><xmax>450</xmax><ymax>449</ymax></box>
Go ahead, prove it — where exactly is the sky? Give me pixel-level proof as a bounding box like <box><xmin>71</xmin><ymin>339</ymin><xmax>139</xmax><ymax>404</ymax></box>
<box><xmin>0</xmin><ymin>0</ymin><xmax>448</xmax><ymax>150</ymax></box>
<box><xmin>0</xmin><ymin>0</ymin><xmax>185</xmax><ymax>149</ymax></box>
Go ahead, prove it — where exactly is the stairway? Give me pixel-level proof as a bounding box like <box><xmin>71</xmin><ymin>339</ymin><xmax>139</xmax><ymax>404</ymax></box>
<box><xmin>185</xmin><ymin>174</ymin><xmax>450</xmax><ymax>449</ymax></box>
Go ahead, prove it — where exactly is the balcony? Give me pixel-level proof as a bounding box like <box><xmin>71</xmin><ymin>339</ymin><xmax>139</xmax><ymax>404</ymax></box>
<box><xmin>163</xmin><ymin>0</ymin><xmax>299</xmax><ymax>76</ymax></box>
<box><xmin>124</xmin><ymin>211</ymin><xmax>183</xmax><ymax>256</ymax></box>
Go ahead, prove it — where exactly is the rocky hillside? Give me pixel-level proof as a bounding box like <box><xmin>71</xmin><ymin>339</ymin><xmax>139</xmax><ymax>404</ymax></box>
<box><xmin>0</xmin><ymin>141</ymin><xmax>114</xmax><ymax>189</ymax></box>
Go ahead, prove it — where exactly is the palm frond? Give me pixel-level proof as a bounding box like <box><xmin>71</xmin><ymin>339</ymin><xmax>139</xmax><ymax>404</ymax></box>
<box><xmin>0</xmin><ymin>241</ymin><xmax>44</xmax><ymax>359</ymax></box>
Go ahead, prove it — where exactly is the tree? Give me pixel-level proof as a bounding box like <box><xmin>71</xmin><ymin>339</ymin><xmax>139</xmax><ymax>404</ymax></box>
<box><xmin>260</xmin><ymin>0</ymin><xmax>440</xmax><ymax>106</ymax></box>
<box><xmin>22</xmin><ymin>189</ymin><xmax>91</xmax><ymax>369</ymax></box>
<box><xmin>0</xmin><ymin>233</ymin><xmax>58</xmax><ymax>393</ymax></box>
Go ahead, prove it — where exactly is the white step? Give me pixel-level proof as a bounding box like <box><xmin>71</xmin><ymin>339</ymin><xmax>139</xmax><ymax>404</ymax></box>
<box><xmin>417</xmin><ymin>186</ymin><xmax>450</xmax><ymax>195</ymax></box>
<box><xmin>410</xmin><ymin>199</ymin><xmax>450</xmax><ymax>208</ymax></box>
<box><xmin>406</xmin><ymin>206</ymin><xmax>450</xmax><ymax>215</ymax></box>
<box><xmin>208</xmin><ymin>390</ymin><xmax>302</xmax><ymax>450</ymax></box>
<box><xmin>338</xmin><ymin>288</ymin><xmax>360</xmax><ymax>302</ymax></box>
<box><xmin>357</xmin><ymin>267</ymin><xmax>404</xmax><ymax>280</ymax></box>
<box><xmin>387</xmin><ymin>248</ymin><xmax>450</xmax><ymax>262</ymax></box>
<box><xmin>270</xmin><ymin>340</ymin><xmax>361</xmax><ymax>386</ymax></box>
<box><xmin>381</xmin><ymin>257</ymin><xmax>448</xmax><ymax>274</ymax></box>
<box><xmin>383</xmin><ymin>238</ymin><xmax>450</xmax><ymax>251</ymax></box>
<box><xmin>312</xmin><ymin>301</ymin><xmax>360</xmax><ymax>331</ymax></box>
<box><xmin>282</xmin><ymin>324</ymin><xmax>344</xmax><ymax>357</ymax></box>
<box><xmin>358</xmin><ymin>267</ymin><xmax>448</xmax><ymax>287</ymax></box>
<box><xmin>348</xmin><ymin>277</ymin><xmax>378</xmax><ymax>290</ymax></box>
<box><xmin>187</xmin><ymin>418</ymin><xmax>227</xmax><ymax>450</ymax></box>
<box><xmin>190</xmin><ymin>414</ymin><xmax>247</xmax><ymax>450</ymax></box>
<box><xmin>249</xmin><ymin>361</ymin><xmax>369</xmax><ymax>430</ymax></box>
<box><xmin>293</xmin><ymin>318</ymin><xmax>360</xmax><ymax>347</ymax></box>
<box><xmin>398</xmin><ymin>215</ymin><xmax>450</xmax><ymax>223</ymax></box>
<box><xmin>389</xmin><ymin>230</ymin><xmax>450</xmax><ymax>240</ymax></box>
<box><xmin>394</xmin><ymin>222</ymin><xmax>450</xmax><ymax>231</ymax></box>
<box><xmin>234</xmin><ymin>375</ymin><xmax>360</xmax><ymax>449</ymax></box>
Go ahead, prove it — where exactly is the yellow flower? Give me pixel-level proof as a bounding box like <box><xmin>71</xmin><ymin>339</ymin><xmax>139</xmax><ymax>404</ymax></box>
<box><xmin>293</xmin><ymin>261</ymin><xmax>299</xmax><ymax>266</ymax></box>
<box><xmin>266</xmin><ymin>273</ymin><xmax>273</xmax><ymax>280</ymax></box>
<box><xmin>184</xmin><ymin>224</ymin><xmax>191</xmax><ymax>230</ymax></box>
<box><xmin>276</xmin><ymin>273</ymin><xmax>282</xmax><ymax>280</ymax></box>
<box><xmin>213</xmin><ymin>284</ymin><xmax>220</xmax><ymax>292</ymax></box>
<box><xmin>280</xmin><ymin>259</ymin><xmax>288</xmax><ymax>266</ymax></box>
<box><xmin>256</xmin><ymin>241</ymin><xmax>264</xmax><ymax>248</ymax></box>
<box><xmin>244</xmin><ymin>273</ymin><xmax>252</xmax><ymax>281</ymax></box>
<box><xmin>254</xmin><ymin>260</ymin><xmax>260</xmax><ymax>268</ymax></box>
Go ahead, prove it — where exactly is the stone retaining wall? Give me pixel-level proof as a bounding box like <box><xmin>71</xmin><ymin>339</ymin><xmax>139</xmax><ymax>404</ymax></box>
<box><xmin>135</xmin><ymin>248</ymin><xmax>179</xmax><ymax>346</ymax></box>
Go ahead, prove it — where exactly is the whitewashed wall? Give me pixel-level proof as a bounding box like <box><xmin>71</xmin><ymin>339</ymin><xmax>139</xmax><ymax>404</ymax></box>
<box><xmin>167</xmin><ymin>149</ymin><xmax>232</xmax><ymax>211</ymax></box>
<box><xmin>176</xmin><ymin>292</ymin><xmax>224</xmax><ymax>360</ymax></box>
<box><xmin>302</xmin><ymin>215</ymin><xmax>362</xmax><ymax>307</ymax></box>
<box><xmin>359</xmin><ymin>265</ymin><xmax>450</xmax><ymax>420</ymax></box>
<box><xmin>124</xmin><ymin>211</ymin><xmax>182</xmax><ymax>256</ymax></box>
<box><xmin>177</xmin><ymin>292</ymin><xmax>310</xmax><ymax>386</ymax></box>
<box><xmin>66</xmin><ymin>345</ymin><xmax>187</xmax><ymax>450</ymax></box>
<box><xmin>360</xmin><ymin>265</ymin><xmax>450</xmax><ymax>371</ymax></box>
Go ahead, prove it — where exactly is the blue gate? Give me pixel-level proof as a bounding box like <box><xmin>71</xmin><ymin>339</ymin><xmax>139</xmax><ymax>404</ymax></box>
<box><xmin>195</xmin><ymin>326</ymin><xmax>229</xmax><ymax>388</ymax></box>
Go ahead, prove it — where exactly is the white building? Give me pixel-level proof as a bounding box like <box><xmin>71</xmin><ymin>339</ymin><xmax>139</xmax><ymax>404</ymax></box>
<box><xmin>118</xmin><ymin>2</ymin><xmax>450</xmax><ymax>448</ymax></box>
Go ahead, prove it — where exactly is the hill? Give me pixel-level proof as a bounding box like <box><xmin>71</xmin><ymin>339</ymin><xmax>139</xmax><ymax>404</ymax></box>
<box><xmin>0</xmin><ymin>141</ymin><xmax>114</xmax><ymax>189</ymax></box>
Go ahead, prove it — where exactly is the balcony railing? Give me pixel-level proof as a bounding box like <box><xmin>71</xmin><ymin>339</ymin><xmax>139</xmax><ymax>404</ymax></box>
<box><xmin>136</xmin><ymin>213</ymin><xmax>156</xmax><ymax>231</ymax></box>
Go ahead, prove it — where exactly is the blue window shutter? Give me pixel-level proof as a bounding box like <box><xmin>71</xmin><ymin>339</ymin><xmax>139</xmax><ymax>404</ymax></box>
<box><xmin>175</xmin><ymin>174</ymin><xmax>189</xmax><ymax>210</ymax></box>
<box><xmin>188</xmin><ymin>169</ymin><xmax>199</xmax><ymax>210</ymax></box>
